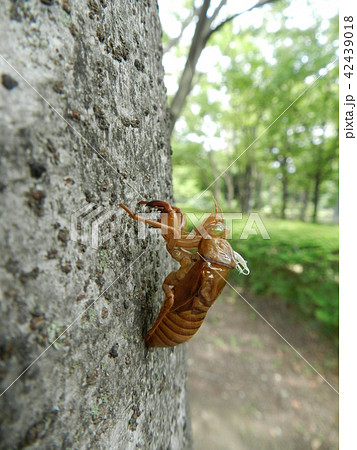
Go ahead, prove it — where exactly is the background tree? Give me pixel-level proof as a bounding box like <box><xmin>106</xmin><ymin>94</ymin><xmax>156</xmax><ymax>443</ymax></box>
<box><xmin>167</xmin><ymin>0</ymin><xmax>279</xmax><ymax>134</ymax></box>
<box><xmin>0</xmin><ymin>1</ymin><xmax>191</xmax><ymax>448</ymax></box>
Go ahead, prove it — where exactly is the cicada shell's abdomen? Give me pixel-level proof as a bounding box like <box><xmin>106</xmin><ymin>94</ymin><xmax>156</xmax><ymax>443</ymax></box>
<box><xmin>146</xmin><ymin>261</ymin><xmax>231</xmax><ymax>348</ymax></box>
<box><xmin>146</xmin><ymin>307</ymin><xmax>208</xmax><ymax>347</ymax></box>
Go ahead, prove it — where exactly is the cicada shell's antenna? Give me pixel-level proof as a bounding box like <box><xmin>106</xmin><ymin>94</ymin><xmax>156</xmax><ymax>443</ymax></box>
<box><xmin>210</xmin><ymin>192</ymin><xmax>224</xmax><ymax>220</ymax></box>
<box><xmin>219</xmin><ymin>202</ymin><xmax>223</xmax><ymax>220</ymax></box>
<box><xmin>210</xmin><ymin>192</ymin><xmax>219</xmax><ymax>218</ymax></box>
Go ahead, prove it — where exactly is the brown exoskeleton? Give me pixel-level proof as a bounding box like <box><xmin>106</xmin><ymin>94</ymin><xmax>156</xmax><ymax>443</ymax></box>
<box><xmin>119</xmin><ymin>199</ymin><xmax>249</xmax><ymax>347</ymax></box>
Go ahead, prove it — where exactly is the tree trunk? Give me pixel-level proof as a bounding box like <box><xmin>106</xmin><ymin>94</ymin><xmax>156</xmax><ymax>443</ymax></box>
<box><xmin>238</xmin><ymin>164</ymin><xmax>254</xmax><ymax>214</ymax></box>
<box><xmin>168</xmin><ymin>0</ymin><xmax>278</xmax><ymax>135</ymax></box>
<box><xmin>234</xmin><ymin>171</ymin><xmax>245</xmax><ymax>213</ymax></box>
<box><xmin>223</xmin><ymin>171</ymin><xmax>234</xmax><ymax>210</ymax></box>
<box><xmin>312</xmin><ymin>175</ymin><xmax>321</xmax><ymax>223</ymax></box>
<box><xmin>299</xmin><ymin>189</ymin><xmax>309</xmax><ymax>222</ymax></box>
<box><xmin>254</xmin><ymin>171</ymin><xmax>263</xmax><ymax>210</ymax></box>
<box><xmin>169</xmin><ymin>0</ymin><xmax>211</xmax><ymax>135</ymax></box>
<box><xmin>207</xmin><ymin>150</ymin><xmax>221</xmax><ymax>203</ymax></box>
<box><xmin>267</xmin><ymin>181</ymin><xmax>275</xmax><ymax>212</ymax></box>
<box><xmin>333</xmin><ymin>196</ymin><xmax>339</xmax><ymax>224</ymax></box>
<box><xmin>280</xmin><ymin>157</ymin><xmax>288</xmax><ymax>220</ymax></box>
<box><xmin>0</xmin><ymin>2</ymin><xmax>191</xmax><ymax>449</ymax></box>
<box><xmin>246</xmin><ymin>169</ymin><xmax>255</xmax><ymax>214</ymax></box>
<box><xmin>281</xmin><ymin>175</ymin><xmax>288</xmax><ymax>219</ymax></box>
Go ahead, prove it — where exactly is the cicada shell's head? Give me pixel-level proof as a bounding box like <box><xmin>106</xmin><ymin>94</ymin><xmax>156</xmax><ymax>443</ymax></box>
<box><xmin>201</xmin><ymin>196</ymin><xmax>230</xmax><ymax>239</ymax></box>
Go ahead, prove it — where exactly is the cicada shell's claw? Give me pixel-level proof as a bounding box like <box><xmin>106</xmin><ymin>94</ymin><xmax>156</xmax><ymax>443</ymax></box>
<box><xmin>234</xmin><ymin>251</ymin><xmax>250</xmax><ymax>276</ymax></box>
<box><xmin>138</xmin><ymin>200</ymin><xmax>172</xmax><ymax>213</ymax></box>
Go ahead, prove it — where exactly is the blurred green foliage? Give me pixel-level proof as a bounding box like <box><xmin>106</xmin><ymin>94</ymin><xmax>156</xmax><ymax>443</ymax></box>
<box><xmin>230</xmin><ymin>219</ymin><xmax>338</xmax><ymax>339</ymax></box>
<box><xmin>170</xmin><ymin>4</ymin><xmax>338</xmax><ymax>223</ymax></box>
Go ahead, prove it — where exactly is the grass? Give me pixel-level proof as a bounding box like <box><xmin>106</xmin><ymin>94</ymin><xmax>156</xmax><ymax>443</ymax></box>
<box><xmin>230</xmin><ymin>218</ymin><xmax>338</xmax><ymax>341</ymax></box>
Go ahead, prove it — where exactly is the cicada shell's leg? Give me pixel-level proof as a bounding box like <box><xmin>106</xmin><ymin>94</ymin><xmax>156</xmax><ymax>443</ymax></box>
<box><xmin>138</xmin><ymin>200</ymin><xmax>172</xmax><ymax>212</ymax></box>
<box><xmin>162</xmin><ymin>270</ymin><xmax>180</xmax><ymax>302</ymax></box>
<box><xmin>164</xmin><ymin>251</ymin><xmax>195</xmax><ymax>285</ymax></box>
<box><xmin>195</xmin><ymin>276</ymin><xmax>215</xmax><ymax>308</ymax></box>
<box><xmin>170</xmin><ymin>205</ymin><xmax>187</xmax><ymax>232</ymax></box>
<box><xmin>140</xmin><ymin>201</ymin><xmax>188</xmax><ymax>241</ymax></box>
<box><xmin>119</xmin><ymin>203</ymin><xmax>178</xmax><ymax>235</ymax></box>
<box><xmin>167</xmin><ymin>234</ymin><xmax>202</xmax><ymax>251</ymax></box>
<box><xmin>166</xmin><ymin>245</ymin><xmax>196</xmax><ymax>265</ymax></box>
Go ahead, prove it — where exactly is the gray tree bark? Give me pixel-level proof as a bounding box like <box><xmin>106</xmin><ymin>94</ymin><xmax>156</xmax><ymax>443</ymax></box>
<box><xmin>0</xmin><ymin>1</ymin><xmax>191</xmax><ymax>449</ymax></box>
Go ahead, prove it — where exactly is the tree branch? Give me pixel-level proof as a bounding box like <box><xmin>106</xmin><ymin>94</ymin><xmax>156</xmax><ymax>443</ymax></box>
<box><xmin>164</xmin><ymin>6</ymin><xmax>200</xmax><ymax>54</ymax></box>
<box><xmin>208</xmin><ymin>0</ymin><xmax>278</xmax><ymax>38</ymax></box>
<box><xmin>208</xmin><ymin>0</ymin><xmax>227</xmax><ymax>25</ymax></box>
<box><xmin>169</xmin><ymin>0</ymin><xmax>211</xmax><ymax>135</ymax></box>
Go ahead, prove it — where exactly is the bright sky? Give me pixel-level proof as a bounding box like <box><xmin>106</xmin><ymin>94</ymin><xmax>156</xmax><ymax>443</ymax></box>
<box><xmin>158</xmin><ymin>0</ymin><xmax>338</xmax><ymax>96</ymax></box>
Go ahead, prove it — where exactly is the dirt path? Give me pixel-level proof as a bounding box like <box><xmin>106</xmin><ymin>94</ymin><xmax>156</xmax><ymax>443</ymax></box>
<box><xmin>187</xmin><ymin>288</ymin><xmax>338</xmax><ymax>450</ymax></box>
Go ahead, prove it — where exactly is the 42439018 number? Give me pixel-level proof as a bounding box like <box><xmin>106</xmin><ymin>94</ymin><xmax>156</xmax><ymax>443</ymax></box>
<box><xmin>344</xmin><ymin>16</ymin><xmax>354</xmax><ymax>80</ymax></box>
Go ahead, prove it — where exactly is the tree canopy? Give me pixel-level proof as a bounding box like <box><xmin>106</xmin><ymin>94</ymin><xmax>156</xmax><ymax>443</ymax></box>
<box><xmin>161</xmin><ymin>0</ymin><xmax>338</xmax><ymax>222</ymax></box>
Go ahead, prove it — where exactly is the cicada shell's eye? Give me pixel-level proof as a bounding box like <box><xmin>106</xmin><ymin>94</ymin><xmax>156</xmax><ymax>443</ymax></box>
<box><xmin>209</xmin><ymin>222</ymin><xmax>225</xmax><ymax>236</ymax></box>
